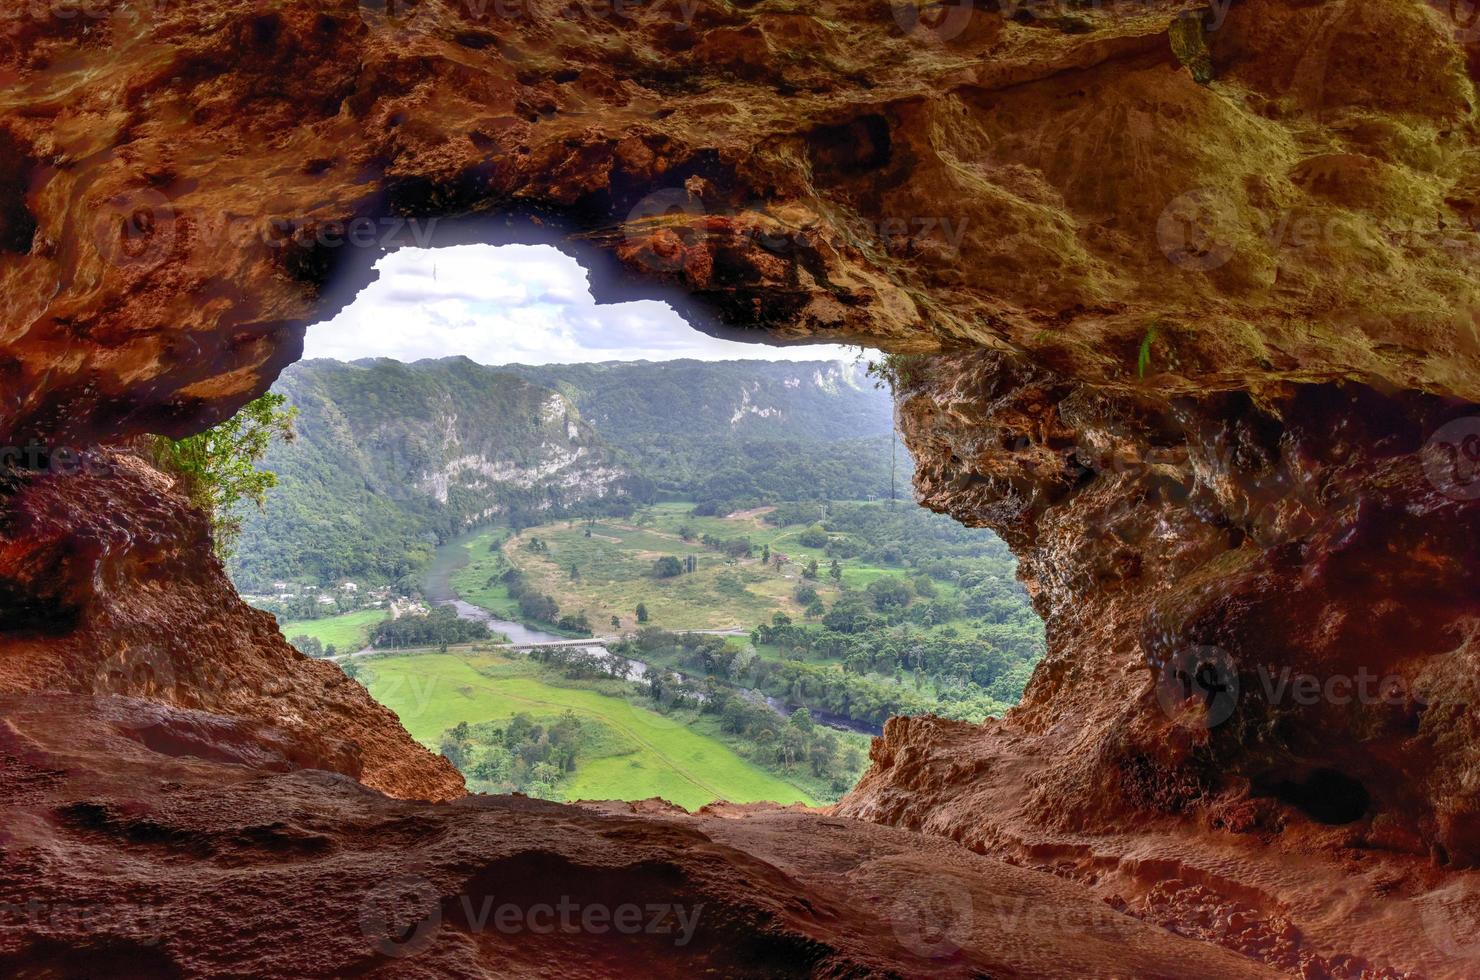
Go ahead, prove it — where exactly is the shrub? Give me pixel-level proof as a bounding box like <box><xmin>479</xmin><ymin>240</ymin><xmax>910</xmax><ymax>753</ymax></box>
<box><xmin>798</xmin><ymin>525</ymin><xmax>829</xmax><ymax>548</ymax></box>
<box><xmin>652</xmin><ymin>556</ymin><xmax>684</xmax><ymax>578</ymax></box>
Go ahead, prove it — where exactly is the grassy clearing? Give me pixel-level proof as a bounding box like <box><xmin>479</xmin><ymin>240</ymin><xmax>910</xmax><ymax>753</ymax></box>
<box><xmin>361</xmin><ymin>650</ymin><xmax>818</xmax><ymax>810</ymax></box>
<box><xmin>453</xmin><ymin>503</ymin><xmax>987</xmax><ymax>642</ymax></box>
<box><xmin>278</xmin><ymin>608</ymin><xmax>387</xmax><ymax>650</ymax></box>
<box><xmin>501</xmin><ymin>518</ymin><xmax>800</xmax><ymax>631</ymax></box>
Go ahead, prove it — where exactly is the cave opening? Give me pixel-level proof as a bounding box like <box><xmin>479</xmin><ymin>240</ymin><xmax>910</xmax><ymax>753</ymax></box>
<box><xmin>236</xmin><ymin>235</ymin><xmax>1045</xmax><ymax>812</ymax></box>
<box><xmin>1264</xmin><ymin>768</ymin><xmax>1371</xmax><ymax>826</ymax></box>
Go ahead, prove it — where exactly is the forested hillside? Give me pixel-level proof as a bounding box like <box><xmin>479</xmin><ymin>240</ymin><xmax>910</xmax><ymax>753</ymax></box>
<box><xmin>504</xmin><ymin>359</ymin><xmax>903</xmax><ymax>507</ymax></box>
<box><xmin>231</xmin><ymin>357</ymin><xmax>903</xmax><ymax>591</ymax></box>
<box><xmin>231</xmin><ymin>358</ymin><xmax>643</xmax><ymax>591</ymax></box>
<box><xmin>505</xmin><ymin>359</ymin><xmax>888</xmax><ymax>444</ymax></box>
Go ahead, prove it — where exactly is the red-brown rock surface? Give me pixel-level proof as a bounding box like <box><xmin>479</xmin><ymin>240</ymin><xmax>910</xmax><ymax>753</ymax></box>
<box><xmin>3</xmin><ymin>0</ymin><xmax>1480</xmax><ymax>975</ymax></box>
<box><xmin>0</xmin><ymin>447</ymin><xmax>465</xmax><ymax>802</ymax></box>
<box><xmin>1</xmin><ymin>693</ymin><xmax>1284</xmax><ymax>978</ymax></box>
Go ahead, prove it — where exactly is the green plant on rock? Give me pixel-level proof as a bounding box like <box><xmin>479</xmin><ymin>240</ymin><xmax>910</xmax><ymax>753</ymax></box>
<box><xmin>152</xmin><ymin>393</ymin><xmax>298</xmax><ymax>559</ymax></box>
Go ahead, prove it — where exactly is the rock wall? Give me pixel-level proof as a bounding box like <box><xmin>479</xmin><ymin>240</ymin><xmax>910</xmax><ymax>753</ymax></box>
<box><xmin>0</xmin><ymin>447</ymin><xmax>465</xmax><ymax>802</ymax></box>
<box><xmin>842</xmin><ymin>350</ymin><xmax>1480</xmax><ymax>861</ymax></box>
<box><xmin>2</xmin><ymin>0</ymin><xmax>1476</xmax><ymax>446</ymax></box>
<box><xmin>3</xmin><ymin>0</ymin><xmax>1480</xmax><ymax>974</ymax></box>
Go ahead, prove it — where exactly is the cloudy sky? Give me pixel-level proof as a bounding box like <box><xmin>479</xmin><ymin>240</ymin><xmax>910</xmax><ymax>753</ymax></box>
<box><xmin>305</xmin><ymin>244</ymin><xmax>854</xmax><ymax>365</ymax></box>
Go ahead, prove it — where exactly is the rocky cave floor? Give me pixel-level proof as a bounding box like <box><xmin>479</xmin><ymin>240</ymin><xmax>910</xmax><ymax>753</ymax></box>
<box><xmin>0</xmin><ymin>692</ymin><xmax>1423</xmax><ymax>979</ymax></box>
<box><xmin>5</xmin><ymin>0</ymin><xmax>1480</xmax><ymax>974</ymax></box>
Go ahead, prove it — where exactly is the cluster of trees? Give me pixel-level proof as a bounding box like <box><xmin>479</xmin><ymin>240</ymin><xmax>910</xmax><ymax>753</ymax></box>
<box><xmin>439</xmin><ymin>712</ymin><xmax>584</xmax><ymax>797</ymax></box>
<box><xmin>716</xmin><ymin>702</ymin><xmax>866</xmax><ymax>794</ymax></box>
<box><xmin>751</xmin><ymin>619</ymin><xmax>1041</xmax><ymax>712</ymax></box>
<box><xmin>526</xmin><ymin>645</ymin><xmax>616</xmax><ymax>679</ymax></box>
<box><xmin>498</xmin><ymin>566</ymin><xmax>595</xmax><ymax>634</ymax></box>
<box><xmin>369</xmin><ymin>606</ymin><xmax>491</xmax><ymax>649</ymax></box>
<box><xmin>615</xmin><ymin>628</ymin><xmax>939</xmax><ymax>726</ymax></box>
<box><xmin>287</xmin><ymin>635</ymin><xmax>337</xmax><ymax>658</ymax></box>
<box><xmin>652</xmin><ymin>555</ymin><xmax>695</xmax><ymax>578</ymax></box>
<box><xmin>698</xmin><ymin>533</ymin><xmax>752</xmax><ymax>559</ymax></box>
<box><xmin>798</xmin><ymin>525</ymin><xmax>829</xmax><ymax>549</ymax></box>
<box><xmin>792</xmin><ymin>584</ymin><xmax>825</xmax><ymax>618</ymax></box>
<box><xmin>763</xmin><ymin>502</ymin><xmax>825</xmax><ymax>527</ymax></box>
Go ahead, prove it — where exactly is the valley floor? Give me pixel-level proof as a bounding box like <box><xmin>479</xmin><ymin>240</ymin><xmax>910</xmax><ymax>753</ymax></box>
<box><xmin>362</xmin><ymin>649</ymin><xmax>819</xmax><ymax>810</ymax></box>
<box><xmin>277</xmin><ymin>500</ymin><xmax>1039</xmax><ymax>808</ymax></box>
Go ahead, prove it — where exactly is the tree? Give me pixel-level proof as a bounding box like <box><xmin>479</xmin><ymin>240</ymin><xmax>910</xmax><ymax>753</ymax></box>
<box><xmin>829</xmin><ymin>559</ymin><xmax>842</xmax><ymax>583</ymax></box>
<box><xmin>652</xmin><ymin>556</ymin><xmax>684</xmax><ymax>578</ymax></box>
<box><xmin>570</xmin><ymin>562</ymin><xmax>580</xmax><ymax>581</ymax></box>
<box><xmin>289</xmin><ymin>634</ymin><xmax>323</xmax><ymax>658</ymax></box>
<box><xmin>793</xmin><ymin>583</ymin><xmax>819</xmax><ymax>606</ymax></box>
<box><xmin>803</xmin><ymin>558</ymin><xmax>819</xmax><ymax>580</ymax></box>
<box><xmin>866</xmin><ymin>576</ymin><xmax>913</xmax><ymax>612</ymax></box>
<box><xmin>762</xmin><ymin>543</ymin><xmax>771</xmax><ymax>565</ymax></box>
<box><xmin>798</xmin><ymin>525</ymin><xmax>828</xmax><ymax>548</ymax></box>
<box><xmin>636</xmin><ymin>602</ymin><xmax>649</xmax><ymax>623</ymax></box>
<box><xmin>153</xmin><ymin>393</ymin><xmax>297</xmax><ymax>558</ymax></box>
<box><xmin>611</xmin><ymin>615</ymin><xmax>622</xmax><ymax>629</ymax></box>
<box><xmin>324</xmin><ymin>644</ymin><xmax>337</xmax><ymax>658</ymax></box>
<box><xmin>823</xmin><ymin>591</ymin><xmax>875</xmax><ymax>633</ymax></box>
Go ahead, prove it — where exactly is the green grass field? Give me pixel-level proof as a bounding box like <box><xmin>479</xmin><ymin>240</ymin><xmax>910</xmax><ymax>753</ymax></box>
<box><xmin>362</xmin><ymin>651</ymin><xmax>819</xmax><ymax>810</ymax></box>
<box><xmin>279</xmin><ymin>608</ymin><xmax>387</xmax><ymax>651</ymax></box>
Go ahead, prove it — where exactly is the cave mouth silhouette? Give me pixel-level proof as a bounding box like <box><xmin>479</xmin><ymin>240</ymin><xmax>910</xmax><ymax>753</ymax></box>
<box><xmin>1265</xmin><ymin>768</ymin><xmax>1371</xmax><ymax>826</ymax></box>
<box><xmin>276</xmin><ymin>238</ymin><xmax>1045</xmax><ymax>806</ymax></box>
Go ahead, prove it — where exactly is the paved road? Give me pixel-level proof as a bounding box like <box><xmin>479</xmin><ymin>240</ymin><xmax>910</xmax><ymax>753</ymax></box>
<box><xmin>331</xmin><ymin>626</ymin><xmax>749</xmax><ymax>661</ymax></box>
<box><xmin>508</xmin><ymin>628</ymin><xmax>748</xmax><ymax>650</ymax></box>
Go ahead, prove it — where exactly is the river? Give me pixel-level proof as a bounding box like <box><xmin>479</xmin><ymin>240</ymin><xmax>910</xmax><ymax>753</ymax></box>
<box><xmin>412</xmin><ymin>527</ymin><xmax>882</xmax><ymax>737</ymax></box>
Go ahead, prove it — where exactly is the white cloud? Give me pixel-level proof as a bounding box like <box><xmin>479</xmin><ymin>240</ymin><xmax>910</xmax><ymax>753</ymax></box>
<box><xmin>305</xmin><ymin>244</ymin><xmax>856</xmax><ymax>365</ymax></box>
